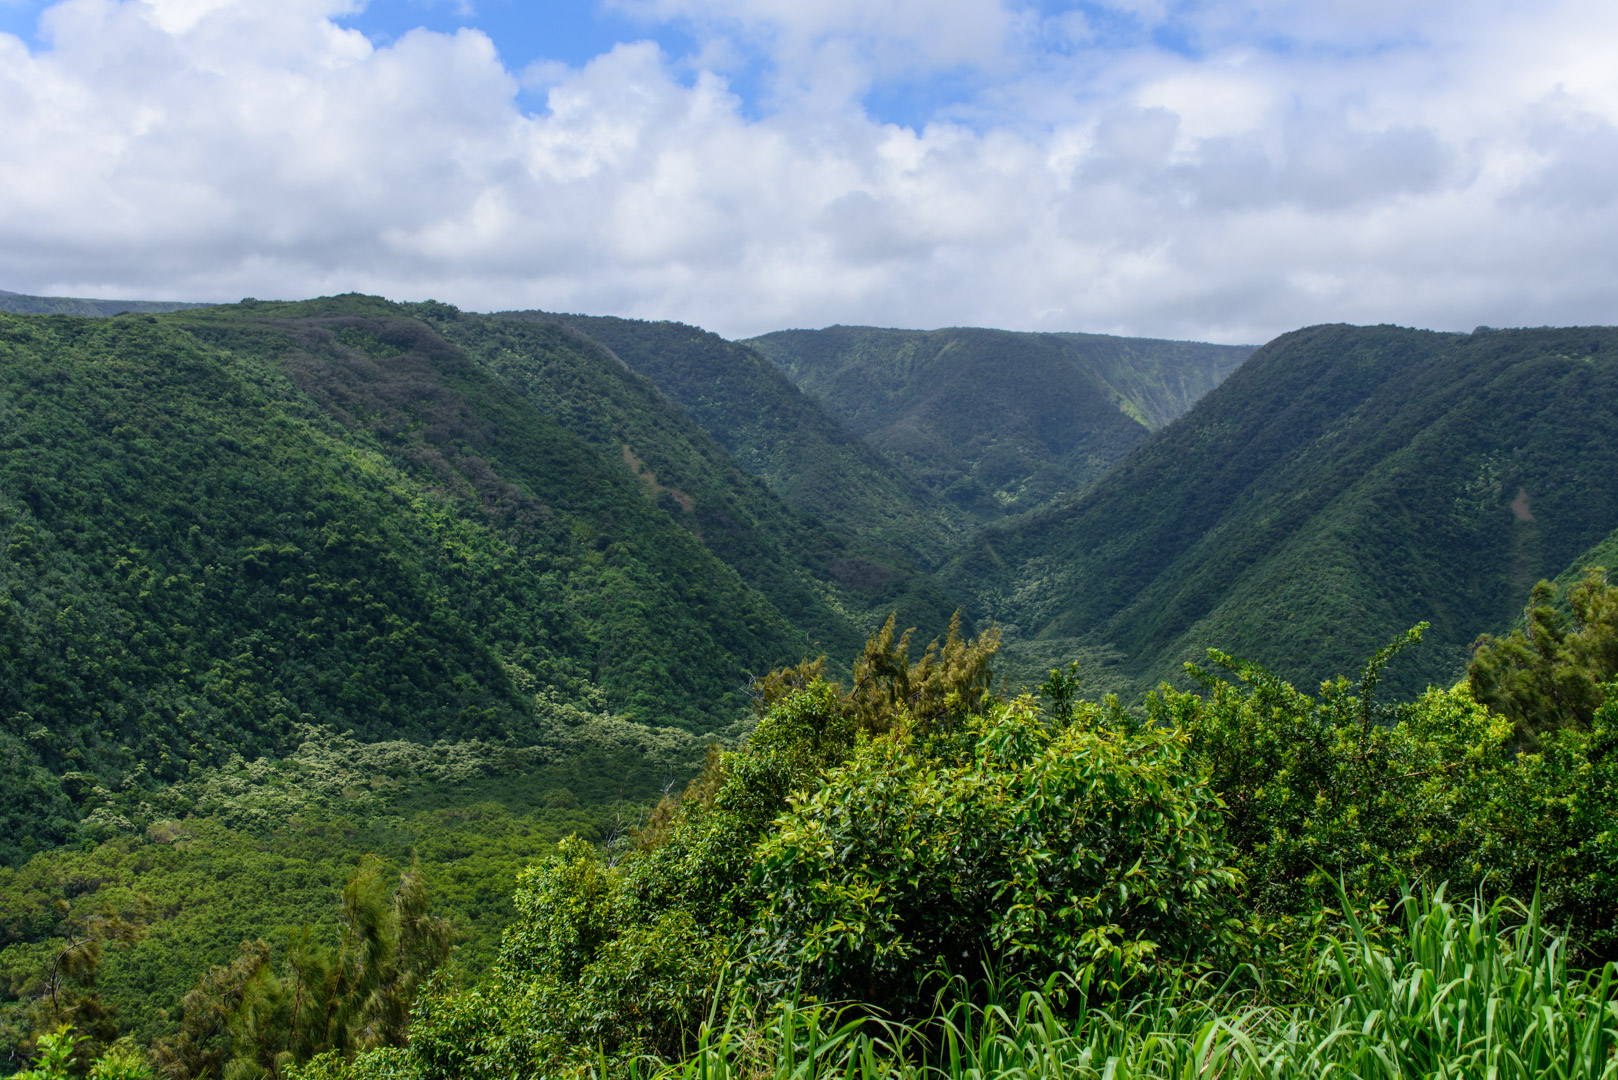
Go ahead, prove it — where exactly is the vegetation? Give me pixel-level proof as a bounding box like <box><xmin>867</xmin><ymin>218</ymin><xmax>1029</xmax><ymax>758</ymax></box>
<box><xmin>4</xmin><ymin>300</ymin><xmax>1618</xmax><ymax>1080</ymax></box>
<box><xmin>428</xmin><ymin>309</ymin><xmax>961</xmax><ymax>652</ymax></box>
<box><xmin>747</xmin><ymin>326</ymin><xmax>1250</xmax><ymax>521</ymax></box>
<box><xmin>151</xmin><ymin>856</ymin><xmax>451</xmax><ymax>1080</ymax></box>
<box><xmin>1470</xmin><ymin>566</ymin><xmax>1618</xmax><ymax>747</ymax></box>
<box><xmin>947</xmin><ymin>323</ymin><xmax>1618</xmax><ymax>697</ymax></box>
<box><xmin>262</xmin><ymin>615</ymin><xmax>1616</xmax><ymax>1078</ymax></box>
<box><xmin>0</xmin><ymin>717</ymin><xmax>706</xmax><ymax>1058</ymax></box>
<box><xmin>613</xmin><ymin>888</ymin><xmax>1618</xmax><ymax>1080</ymax></box>
<box><xmin>0</xmin><ymin>294</ymin><xmax>940</xmax><ymax>1068</ymax></box>
<box><xmin>514</xmin><ymin>314</ymin><xmax>966</xmax><ymax>568</ymax></box>
<box><xmin>0</xmin><ymin>297</ymin><xmax>983</xmax><ymax>865</ymax></box>
<box><xmin>0</xmin><ymin>291</ymin><xmax>205</xmax><ymax>318</ymax></box>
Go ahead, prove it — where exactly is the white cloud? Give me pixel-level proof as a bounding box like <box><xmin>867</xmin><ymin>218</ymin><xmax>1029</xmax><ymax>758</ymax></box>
<box><xmin>1</xmin><ymin>0</ymin><xmax>1617</xmax><ymax>343</ymax></box>
<box><xmin>610</xmin><ymin>0</ymin><xmax>1019</xmax><ymax>74</ymax></box>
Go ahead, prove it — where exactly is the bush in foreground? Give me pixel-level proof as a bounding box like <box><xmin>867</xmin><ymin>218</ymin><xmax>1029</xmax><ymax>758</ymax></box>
<box><xmin>632</xmin><ymin>888</ymin><xmax>1618</xmax><ymax>1080</ymax></box>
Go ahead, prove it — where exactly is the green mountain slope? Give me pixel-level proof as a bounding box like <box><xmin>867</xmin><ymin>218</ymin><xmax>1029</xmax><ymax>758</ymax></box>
<box><xmin>1554</xmin><ymin>526</ymin><xmax>1618</xmax><ymax>588</ymax></box>
<box><xmin>0</xmin><ymin>288</ymin><xmax>207</xmax><ymax>317</ymax></box>
<box><xmin>944</xmin><ymin>323</ymin><xmax>1618</xmax><ymax>696</ymax></box>
<box><xmin>746</xmin><ymin>326</ymin><xmax>1252</xmax><ymax>520</ymax></box>
<box><xmin>0</xmin><ymin>297</ymin><xmax>955</xmax><ymax>865</ymax></box>
<box><xmin>424</xmin><ymin>309</ymin><xmax>960</xmax><ymax>643</ymax></box>
<box><xmin>515</xmin><ymin>313</ymin><xmax>968</xmax><ymax>567</ymax></box>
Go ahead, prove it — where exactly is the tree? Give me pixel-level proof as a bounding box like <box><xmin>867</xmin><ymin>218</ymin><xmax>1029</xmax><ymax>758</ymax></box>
<box><xmin>0</xmin><ymin>908</ymin><xmax>143</xmax><ymax>1071</ymax></box>
<box><xmin>154</xmin><ymin>859</ymin><xmax>450</xmax><ymax>1080</ymax></box>
<box><xmin>1470</xmin><ymin>567</ymin><xmax>1618</xmax><ymax>748</ymax></box>
<box><xmin>748</xmin><ymin>697</ymin><xmax>1241</xmax><ymax>1014</ymax></box>
<box><xmin>845</xmin><ymin>610</ymin><xmax>999</xmax><ymax>734</ymax></box>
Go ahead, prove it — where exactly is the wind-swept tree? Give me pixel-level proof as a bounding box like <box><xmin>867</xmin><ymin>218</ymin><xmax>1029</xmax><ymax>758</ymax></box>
<box><xmin>154</xmin><ymin>859</ymin><xmax>449</xmax><ymax>1080</ymax></box>
<box><xmin>1470</xmin><ymin>566</ymin><xmax>1618</xmax><ymax>747</ymax></box>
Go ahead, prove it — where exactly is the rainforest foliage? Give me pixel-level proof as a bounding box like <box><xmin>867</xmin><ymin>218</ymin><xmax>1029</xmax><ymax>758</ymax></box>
<box><xmin>13</xmin><ymin>594</ymin><xmax>1617</xmax><ymax>1079</ymax></box>
<box><xmin>0</xmin><ymin>298</ymin><xmax>971</xmax><ymax>865</ymax></box>
<box><xmin>414</xmin><ymin>608</ymin><xmax>1618</xmax><ymax>1079</ymax></box>
<box><xmin>5</xmin><ymin>302</ymin><xmax>1618</xmax><ymax>1079</ymax></box>
<box><xmin>510</xmin><ymin>314</ymin><xmax>966</xmax><ymax>569</ymax></box>
<box><xmin>947</xmin><ymin>323</ymin><xmax>1618</xmax><ymax>697</ymax></box>
<box><xmin>746</xmin><ymin>326</ymin><xmax>1250</xmax><ymax>522</ymax></box>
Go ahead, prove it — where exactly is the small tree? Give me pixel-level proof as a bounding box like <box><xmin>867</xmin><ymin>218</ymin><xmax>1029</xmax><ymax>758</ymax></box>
<box><xmin>154</xmin><ymin>860</ymin><xmax>450</xmax><ymax>1080</ymax></box>
<box><xmin>1470</xmin><ymin>567</ymin><xmax>1618</xmax><ymax>747</ymax></box>
<box><xmin>847</xmin><ymin>610</ymin><xmax>999</xmax><ymax>734</ymax></box>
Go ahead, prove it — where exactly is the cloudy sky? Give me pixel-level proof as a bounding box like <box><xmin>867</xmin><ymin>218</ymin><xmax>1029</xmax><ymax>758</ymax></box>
<box><xmin>2</xmin><ymin>0</ymin><xmax>1616</xmax><ymax>342</ymax></box>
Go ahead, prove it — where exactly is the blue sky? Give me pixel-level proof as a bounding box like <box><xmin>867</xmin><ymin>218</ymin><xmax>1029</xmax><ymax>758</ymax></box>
<box><xmin>323</xmin><ymin>0</ymin><xmax>1146</xmax><ymax>128</ymax></box>
<box><xmin>1</xmin><ymin>0</ymin><xmax>1616</xmax><ymax>342</ymax></box>
<box><xmin>332</xmin><ymin>1</ymin><xmax>712</xmax><ymax>111</ymax></box>
<box><xmin>0</xmin><ymin>0</ymin><xmax>1083</xmax><ymax>126</ymax></box>
<box><xmin>324</xmin><ymin>1</ymin><xmax>1191</xmax><ymax>125</ymax></box>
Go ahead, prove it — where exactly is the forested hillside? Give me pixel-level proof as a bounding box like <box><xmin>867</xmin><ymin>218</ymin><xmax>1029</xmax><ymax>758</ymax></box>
<box><xmin>518</xmin><ymin>313</ymin><xmax>968</xmax><ymax>567</ymax></box>
<box><xmin>747</xmin><ymin>326</ymin><xmax>1251</xmax><ymax>520</ymax></box>
<box><xmin>413</xmin><ymin>306</ymin><xmax>959</xmax><ymax>655</ymax></box>
<box><xmin>0</xmin><ymin>297</ymin><xmax>963</xmax><ymax>866</ymax></box>
<box><xmin>945</xmin><ymin>323</ymin><xmax>1618</xmax><ymax>696</ymax></box>
<box><xmin>6</xmin><ymin>299</ymin><xmax>1618</xmax><ymax>1080</ymax></box>
<box><xmin>0</xmin><ymin>290</ymin><xmax>206</xmax><ymax>318</ymax></box>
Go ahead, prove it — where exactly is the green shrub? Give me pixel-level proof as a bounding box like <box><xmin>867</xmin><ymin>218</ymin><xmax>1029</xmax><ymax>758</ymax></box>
<box><xmin>620</xmin><ymin>681</ymin><xmax>859</xmax><ymax>930</ymax></box>
<box><xmin>410</xmin><ymin>837</ymin><xmax>724</xmax><ymax>1079</ymax></box>
<box><xmin>1168</xmin><ymin>630</ymin><xmax>1512</xmax><ymax>924</ymax></box>
<box><xmin>85</xmin><ymin>1044</ymin><xmax>151</xmax><ymax>1080</ymax></box>
<box><xmin>749</xmin><ymin>697</ymin><xmax>1241</xmax><ymax>1013</ymax></box>
<box><xmin>286</xmin><ymin>1047</ymin><xmax>420</xmax><ymax>1080</ymax></box>
<box><xmin>1471</xmin><ymin>688</ymin><xmax>1618</xmax><ymax>959</ymax></box>
<box><xmin>10</xmin><ymin>1026</ymin><xmax>83</xmax><ymax>1080</ymax></box>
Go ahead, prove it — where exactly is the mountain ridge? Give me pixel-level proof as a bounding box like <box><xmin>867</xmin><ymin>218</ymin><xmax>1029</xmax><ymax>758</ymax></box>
<box><xmin>0</xmin><ymin>288</ymin><xmax>208</xmax><ymax>317</ymax></box>
<box><xmin>944</xmin><ymin>322</ymin><xmax>1618</xmax><ymax>696</ymax></box>
<box><xmin>498</xmin><ymin>312</ymin><xmax>971</xmax><ymax>568</ymax></box>
<box><xmin>746</xmin><ymin>324</ymin><xmax>1253</xmax><ymax>521</ymax></box>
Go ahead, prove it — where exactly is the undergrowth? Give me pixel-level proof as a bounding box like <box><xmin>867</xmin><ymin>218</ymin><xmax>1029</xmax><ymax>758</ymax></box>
<box><xmin>631</xmin><ymin>887</ymin><xmax>1618</xmax><ymax>1080</ymax></box>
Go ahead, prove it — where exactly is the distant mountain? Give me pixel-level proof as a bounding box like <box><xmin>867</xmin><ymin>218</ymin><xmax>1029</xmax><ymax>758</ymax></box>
<box><xmin>509</xmin><ymin>313</ymin><xmax>969</xmax><ymax>568</ymax></box>
<box><xmin>0</xmin><ymin>288</ymin><xmax>207</xmax><ymax>317</ymax></box>
<box><xmin>944</xmin><ymin>323</ymin><xmax>1618</xmax><ymax>697</ymax></box>
<box><xmin>746</xmin><ymin>326</ymin><xmax>1252</xmax><ymax>521</ymax></box>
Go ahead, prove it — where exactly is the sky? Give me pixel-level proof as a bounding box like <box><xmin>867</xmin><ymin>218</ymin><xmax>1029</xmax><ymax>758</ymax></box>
<box><xmin>2</xmin><ymin>0</ymin><xmax>1617</xmax><ymax>343</ymax></box>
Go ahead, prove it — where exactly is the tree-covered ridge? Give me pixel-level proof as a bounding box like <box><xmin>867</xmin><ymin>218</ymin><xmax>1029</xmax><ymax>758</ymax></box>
<box><xmin>512</xmin><ymin>313</ymin><xmax>968</xmax><ymax>568</ymax></box>
<box><xmin>182</xmin><ymin>299</ymin><xmax>819</xmax><ymax>713</ymax></box>
<box><xmin>946</xmin><ymin>323</ymin><xmax>1618</xmax><ymax>697</ymax></box>
<box><xmin>0</xmin><ymin>291</ymin><xmax>207</xmax><ymax>318</ymax></box>
<box><xmin>1555</xmin><ymin>524</ymin><xmax>1618</xmax><ymax>588</ymax></box>
<box><xmin>745</xmin><ymin>325</ymin><xmax>1251</xmax><ymax>521</ymax></box>
<box><xmin>1</xmin><ymin>296</ymin><xmax>967</xmax><ymax>866</ymax></box>
<box><xmin>425</xmin><ymin>310</ymin><xmax>960</xmax><ymax>650</ymax></box>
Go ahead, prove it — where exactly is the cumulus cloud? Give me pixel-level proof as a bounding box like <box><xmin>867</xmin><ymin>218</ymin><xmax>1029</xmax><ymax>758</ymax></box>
<box><xmin>610</xmin><ymin>0</ymin><xmax>1021</xmax><ymax>88</ymax></box>
<box><xmin>1</xmin><ymin>0</ymin><xmax>1617</xmax><ymax>342</ymax></box>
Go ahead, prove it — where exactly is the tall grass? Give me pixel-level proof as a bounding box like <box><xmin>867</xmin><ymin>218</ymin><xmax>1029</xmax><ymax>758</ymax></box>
<box><xmin>627</xmin><ymin>888</ymin><xmax>1618</xmax><ymax>1079</ymax></box>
